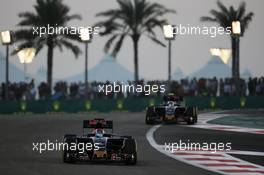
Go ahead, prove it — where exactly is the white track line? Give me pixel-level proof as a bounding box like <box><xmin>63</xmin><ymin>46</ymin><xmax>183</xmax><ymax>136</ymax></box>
<box><xmin>146</xmin><ymin>124</ymin><xmax>264</xmax><ymax>175</ymax></box>
<box><xmin>187</xmin><ymin>112</ymin><xmax>264</xmax><ymax>135</ymax></box>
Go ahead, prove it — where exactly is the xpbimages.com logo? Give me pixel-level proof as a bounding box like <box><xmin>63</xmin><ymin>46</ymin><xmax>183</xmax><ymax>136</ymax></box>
<box><xmin>163</xmin><ymin>24</ymin><xmax>232</xmax><ymax>38</ymax></box>
<box><xmin>32</xmin><ymin>24</ymin><xmax>100</xmax><ymax>37</ymax></box>
<box><xmin>32</xmin><ymin>140</ymin><xmax>101</xmax><ymax>154</ymax></box>
<box><xmin>97</xmin><ymin>82</ymin><xmax>166</xmax><ymax>96</ymax></box>
<box><xmin>164</xmin><ymin>140</ymin><xmax>232</xmax><ymax>153</ymax></box>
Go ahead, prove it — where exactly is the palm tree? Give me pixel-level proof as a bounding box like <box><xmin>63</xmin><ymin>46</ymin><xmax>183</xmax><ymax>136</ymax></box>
<box><xmin>96</xmin><ymin>0</ymin><xmax>175</xmax><ymax>81</ymax></box>
<box><xmin>201</xmin><ymin>1</ymin><xmax>253</xmax><ymax>79</ymax></box>
<box><xmin>15</xmin><ymin>0</ymin><xmax>82</xmax><ymax>90</ymax></box>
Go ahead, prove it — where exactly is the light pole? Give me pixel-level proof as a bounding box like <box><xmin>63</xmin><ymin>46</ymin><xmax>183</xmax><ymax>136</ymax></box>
<box><xmin>232</xmin><ymin>21</ymin><xmax>241</xmax><ymax>95</ymax></box>
<box><xmin>163</xmin><ymin>25</ymin><xmax>176</xmax><ymax>87</ymax></box>
<box><xmin>1</xmin><ymin>30</ymin><xmax>12</xmax><ymax>100</ymax></box>
<box><xmin>79</xmin><ymin>28</ymin><xmax>91</xmax><ymax>95</ymax></box>
<box><xmin>17</xmin><ymin>48</ymin><xmax>36</xmax><ymax>81</ymax></box>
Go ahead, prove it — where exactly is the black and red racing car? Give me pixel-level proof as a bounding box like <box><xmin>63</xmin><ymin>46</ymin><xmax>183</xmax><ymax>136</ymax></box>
<box><xmin>62</xmin><ymin>118</ymin><xmax>137</xmax><ymax>165</ymax></box>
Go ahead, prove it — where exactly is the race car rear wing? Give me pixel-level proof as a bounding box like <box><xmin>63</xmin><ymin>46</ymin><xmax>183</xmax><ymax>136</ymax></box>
<box><xmin>83</xmin><ymin>119</ymin><xmax>113</xmax><ymax>134</ymax></box>
<box><xmin>163</xmin><ymin>95</ymin><xmax>183</xmax><ymax>102</ymax></box>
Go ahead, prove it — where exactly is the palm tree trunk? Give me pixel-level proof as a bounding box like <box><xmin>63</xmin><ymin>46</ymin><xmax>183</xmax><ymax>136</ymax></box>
<box><xmin>85</xmin><ymin>42</ymin><xmax>88</xmax><ymax>96</ymax></box>
<box><xmin>231</xmin><ymin>37</ymin><xmax>236</xmax><ymax>78</ymax></box>
<box><xmin>47</xmin><ymin>40</ymin><xmax>54</xmax><ymax>94</ymax></box>
<box><xmin>132</xmin><ymin>35</ymin><xmax>140</xmax><ymax>82</ymax></box>
<box><xmin>231</xmin><ymin>36</ymin><xmax>240</xmax><ymax>79</ymax></box>
<box><xmin>5</xmin><ymin>45</ymin><xmax>9</xmax><ymax>100</ymax></box>
<box><xmin>168</xmin><ymin>40</ymin><xmax>172</xmax><ymax>82</ymax></box>
<box><xmin>231</xmin><ymin>36</ymin><xmax>240</xmax><ymax>95</ymax></box>
<box><xmin>235</xmin><ymin>37</ymin><xmax>240</xmax><ymax>79</ymax></box>
<box><xmin>235</xmin><ymin>37</ymin><xmax>240</xmax><ymax>95</ymax></box>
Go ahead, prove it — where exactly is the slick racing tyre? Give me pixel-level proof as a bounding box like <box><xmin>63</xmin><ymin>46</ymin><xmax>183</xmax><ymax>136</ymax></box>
<box><xmin>123</xmin><ymin>139</ymin><xmax>137</xmax><ymax>165</ymax></box>
<box><xmin>145</xmin><ymin>107</ymin><xmax>156</xmax><ymax>125</ymax></box>
<box><xmin>63</xmin><ymin>149</ymin><xmax>76</xmax><ymax>163</ymax></box>
<box><xmin>62</xmin><ymin>134</ymin><xmax>77</xmax><ymax>163</ymax></box>
<box><xmin>186</xmin><ymin>107</ymin><xmax>197</xmax><ymax>125</ymax></box>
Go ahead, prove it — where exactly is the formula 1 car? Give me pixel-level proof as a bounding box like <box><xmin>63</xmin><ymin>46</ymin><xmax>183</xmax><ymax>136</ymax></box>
<box><xmin>62</xmin><ymin>118</ymin><xmax>137</xmax><ymax>165</ymax></box>
<box><xmin>145</xmin><ymin>94</ymin><xmax>198</xmax><ymax>125</ymax></box>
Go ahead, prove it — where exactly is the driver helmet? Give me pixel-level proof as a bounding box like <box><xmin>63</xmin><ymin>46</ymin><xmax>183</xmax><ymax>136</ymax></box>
<box><xmin>167</xmin><ymin>101</ymin><xmax>174</xmax><ymax>106</ymax></box>
<box><xmin>94</xmin><ymin>129</ymin><xmax>104</xmax><ymax>138</ymax></box>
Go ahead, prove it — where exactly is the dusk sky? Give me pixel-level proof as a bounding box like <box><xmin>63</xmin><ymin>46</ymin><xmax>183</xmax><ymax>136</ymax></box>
<box><xmin>0</xmin><ymin>0</ymin><xmax>263</xmax><ymax>80</ymax></box>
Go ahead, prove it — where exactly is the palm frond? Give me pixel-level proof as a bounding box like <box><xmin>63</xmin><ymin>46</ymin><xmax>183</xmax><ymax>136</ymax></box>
<box><xmin>216</xmin><ymin>1</ymin><xmax>229</xmax><ymax>14</ymax></box>
<box><xmin>241</xmin><ymin>12</ymin><xmax>254</xmax><ymax>33</ymax></box>
<box><xmin>104</xmin><ymin>34</ymin><xmax>119</xmax><ymax>53</ymax></box>
<box><xmin>60</xmin><ymin>39</ymin><xmax>82</xmax><ymax>58</ymax></box>
<box><xmin>14</xmin><ymin>29</ymin><xmax>37</xmax><ymax>41</ymax></box>
<box><xmin>201</xmin><ymin>1</ymin><xmax>253</xmax><ymax>35</ymax></box>
<box><xmin>112</xmin><ymin>34</ymin><xmax>126</xmax><ymax>57</ymax></box>
<box><xmin>236</xmin><ymin>2</ymin><xmax>246</xmax><ymax>19</ymax></box>
<box><xmin>95</xmin><ymin>0</ymin><xmax>175</xmax><ymax>57</ymax></box>
<box><xmin>147</xmin><ymin>35</ymin><xmax>166</xmax><ymax>47</ymax></box>
<box><xmin>64</xmin><ymin>14</ymin><xmax>82</xmax><ymax>22</ymax></box>
<box><xmin>15</xmin><ymin>0</ymin><xmax>82</xmax><ymax>60</ymax></box>
<box><xmin>18</xmin><ymin>12</ymin><xmax>40</xmax><ymax>26</ymax></box>
<box><xmin>200</xmin><ymin>16</ymin><xmax>217</xmax><ymax>22</ymax></box>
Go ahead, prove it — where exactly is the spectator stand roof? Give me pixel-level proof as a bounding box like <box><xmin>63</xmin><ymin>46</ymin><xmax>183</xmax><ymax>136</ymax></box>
<box><xmin>68</xmin><ymin>55</ymin><xmax>133</xmax><ymax>82</ymax></box>
<box><xmin>189</xmin><ymin>55</ymin><xmax>231</xmax><ymax>79</ymax></box>
<box><xmin>171</xmin><ymin>67</ymin><xmax>185</xmax><ymax>80</ymax></box>
<box><xmin>241</xmin><ymin>68</ymin><xmax>252</xmax><ymax>80</ymax></box>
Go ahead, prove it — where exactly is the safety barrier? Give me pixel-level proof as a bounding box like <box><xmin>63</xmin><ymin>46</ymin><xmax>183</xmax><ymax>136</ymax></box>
<box><xmin>0</xmin><ymin>96</ymin><xmax>264</xmax><ymax>114</ymax></box>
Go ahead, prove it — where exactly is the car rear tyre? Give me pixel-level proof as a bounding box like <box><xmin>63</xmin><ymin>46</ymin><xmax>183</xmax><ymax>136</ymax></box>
<box><xmin>62</xmin><ymin>134</ymin><xmax>77</xmax><ymax>163</ymax></box>
<box><xmin>123</xmin><ymin>139</ymin><xmax>137</xmax><ymax>165</ymax></box>
<box><xmin>186</xmin><ymin>107</ymin><xmax>197</xmax><ymax>125</ymax></box>
<box><xmin>62</xmin><ymin>150</ymin><xmax>76</xmax><ymax>163</ymax></box>
<box><xmin>145</xmin><ymin>107</ymin><xmax>156</xmax><ymax>125</ymax></box>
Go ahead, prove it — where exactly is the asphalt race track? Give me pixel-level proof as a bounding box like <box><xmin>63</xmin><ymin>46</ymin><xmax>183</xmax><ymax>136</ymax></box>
<box><xmin>0</xmin><ymin>112</ymin><xmax>263</xmax><ymax>175</ymax></box>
